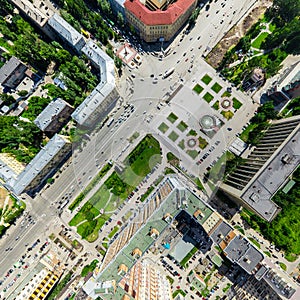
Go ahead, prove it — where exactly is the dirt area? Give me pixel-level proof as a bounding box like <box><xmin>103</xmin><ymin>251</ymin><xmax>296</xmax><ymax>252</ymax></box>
<box><xmin>206</xmin><ymin>0</ymin><xmax>273</xmax><ymax>69</ymax></box>
<box><xmin>0</xmin><ymin>187</ymin><xmax>10</xmax><ymax>208</ymax></box>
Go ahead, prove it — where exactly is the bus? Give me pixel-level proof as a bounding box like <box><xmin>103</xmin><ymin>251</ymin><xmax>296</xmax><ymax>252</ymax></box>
<box><xmin>107</xmin><ymin>118</ymin><xmax>114</xmax><ymax>127</ymax></box>
<box><xmin>162</xmin><ymin>67</ymin><xmax>175</xmax><ymax>79</ymax></box>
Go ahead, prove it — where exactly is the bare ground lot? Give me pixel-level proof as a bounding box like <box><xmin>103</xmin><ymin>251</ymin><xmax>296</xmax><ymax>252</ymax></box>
<box><xmin>206</xmin><ymin>0</ymin><xmax>272</xmax><ymax>68</ymax></box>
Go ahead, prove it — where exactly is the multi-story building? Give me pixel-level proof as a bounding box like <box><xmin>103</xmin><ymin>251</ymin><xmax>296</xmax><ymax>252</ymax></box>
<box><xmin>10</xmin><ymin>0</ymin><xmax>54</xmax><ymax>28</ymax></box>
<box><xmin>0</xmin><ymin>56</ymin><xmax>27</xmax><ymax>90</ymax></box>
<box><xmin>220</xmin><ymin>115</ymin><xmax>300</xmax><ymax>222</ymax></box>
<box><xmin>118</xmin><ymin>259</ymin><xmax>172</xmax><ymax>300</ymax></box>
<box><xmin>48</xmin><ymin>13</ymin><xmax>85</xmax><ymax>53</ymax></box>
<box><xmin>34</xmin><ymin>98</ymin><xmax>74</xmax><ymax>133</ymax></box>
<box><xmin>124</xmin><ymin>0</ymin><xmax>198</xmax><ymax>42</ymax></box>
<box><xmin>71</xmin><ymin>41</ymin><xmax>119</xmax><ymax>127</ymax></box>
<box><xmin>83</xmin><ymin>175</ymin><xmax>299</xmax><ymax>300</ymax></box>
<box><xmin>267</xmin><ymin>61</ymin><xmax>300</xmax><ymax>103</ymax></box>
<box><xmin>6</xmin><ymin>134</ymin><xmax>71</xmax><ymax>196</ymax></box>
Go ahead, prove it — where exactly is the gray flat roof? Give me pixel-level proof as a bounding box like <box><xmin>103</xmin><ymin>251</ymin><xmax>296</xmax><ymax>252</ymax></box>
<box><xmin>48</xmin><ymin>13</ymin><xmax>83</xmax><ymax>47</ymax></box>
<box><xmin>10</xmin><ymin>0</ymin><xmax>51</xmax><ymax>27</ymax></box>
<box><xmin>210</xmin><ymin>221</ymin><xmax>233</xmax><ymax>245</ymax></box>
<box><xmin>34</xmin><ymin>98</ymin><xmax>71</xmax><ymax>131</ymax></box>
<box><xmin>0</xmin><ymin>56</ymin><xmax>24</xmax><ymax>84</ymax></box>
<box><xmin>224</xmin><ymin>235</ymin><xmax>264</xmax><ymax>274</ymax></box>
<box><xmin>7</xmin><ymin>134</ymin><xmax>69</xmax><ymax>195</ymax></box>
<box><xmin>72</xmin><ymin>41</ymin><xmax>116</xmax><ymax>125</ymax></box>
<box><xmin>0</xmin><ymin>159</ymin><xmax>18</xmax><ymax>182</ymax></box>
<box><xmin>241</xmin><ymin>122</ymin><xmax>300</xmax><ymax>221</ymax></box>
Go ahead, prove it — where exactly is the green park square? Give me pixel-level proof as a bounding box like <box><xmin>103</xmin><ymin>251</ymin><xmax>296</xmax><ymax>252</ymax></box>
<box><xmin>201</xmin><ymin>74</ymin><xmax>212</xmax><ymax>85</ymax></box>
<box><xmin>158</xmin><ymin>122</ymin><xmax>169</xmax><ymax>133</ymax></box>
<box><xmin>193</xmin><ymin>84</ymin><xmax>204</xmax><ymax>94</ymax></box>
<box><xmin>203</xmin><ymin>92</ymin><xmax>214</xmax><ymax>103</ymax></box>
<box><xmin>168</xmin><ymin>131</ymin><xmax>179</xmax><ymax>142</ymax></box>
<box><xmin>177</xmin><ymin>121</ymin><xmax>188</xmax><ymax>132</ymax></box>
<box><xmin>211</xmin><ymin>82</ymin><xmax>222</xmax><ymax>93</ymax></box>
<box><xmin>167</xmin><ymin>112</ymin><xmax>178</xmax><ymax>123</ymax></box>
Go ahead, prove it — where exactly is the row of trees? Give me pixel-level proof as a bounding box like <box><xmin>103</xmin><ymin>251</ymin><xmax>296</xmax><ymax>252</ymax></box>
<box><xmin>0</xmin><ymin>116</ymin><xmax>43</xmax><ymax>163</ymax></box>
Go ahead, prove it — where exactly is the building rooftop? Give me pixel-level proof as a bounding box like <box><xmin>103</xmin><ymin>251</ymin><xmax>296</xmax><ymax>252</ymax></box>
<box><xmin>11</xmin><ymin>0</ymin><xmax>52</xmax><ymax>27</ymax></box>
<box><xmin>0</xmin><ymin>56</ymin><xmax>26</xmax><ymax>85</ymax></box>
<box><xmin>72</xmin><ymin>41</ymin><xmax>117</xmax><ymax>126</ymax></box>
<box><xmin>34</xmin><ymin>98</ymin><xmax>72</xmax><ymax>131</ymax></box>
<box><xmin>210</xmin><ymin>221</ymin><xmax>233</xmax><ymax>245</ymax></box>
<box><xmin>241</xmin><ymin>118</ymin><xmax>300</xmax><ymax>221</ymax></box>
<box><xmin>48</xmin><ymin>13</ymin><xmax>84</xmax><ymax>48</ymax></box>
<box><xmin>0</xmin><ymin>159</ymin><xmax>18</xmax><ymax>183</ymax></box>
<box><xmin>224</xmin><ymin>235</ymin><xmax>264</xmax><ymax>274</ymax></box>
<box><xmin>278</xmin><ymin>61</ymin><xmax>300</xmax><ymax>90</ymax></box>
<box><xmin>7</xmin><ymin>134</ymin><xmax>70</xmax><ymax>195</ymax></box>
<box><xmin>124</xmin><ymin>0</ymin><xmax>196</xmax><ymax>25</ymax></box>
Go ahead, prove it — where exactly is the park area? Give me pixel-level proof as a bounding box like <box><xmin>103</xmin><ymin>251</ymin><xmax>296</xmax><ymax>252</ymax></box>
<box><xmin>0</xmin><ymin>189</ymin><xmax>25</xmax><ymax>237</ymax></box>
<box><xmin>69</xmin><ymin>135</ymin><xmax>162</xmax><ymax>242</ymax></box>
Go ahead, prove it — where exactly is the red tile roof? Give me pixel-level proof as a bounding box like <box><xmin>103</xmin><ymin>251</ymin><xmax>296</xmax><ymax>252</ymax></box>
<box><xmin>124</xmin><ymin>0</ymin><xmax>196</xmax><ymax>26</ymax></box>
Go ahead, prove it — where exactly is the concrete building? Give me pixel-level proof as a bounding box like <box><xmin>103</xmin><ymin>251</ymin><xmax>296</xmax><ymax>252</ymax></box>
<box><xmin>10</xmin><ymin>0</ymin><xmax>54</xmax><ymax>27</ymax></box>
<box><xmin>124</xmin><ymin>0</ymin><xmax>198</xmax><ymax>42</ymax></box>
<box><xmin>71</xmin><ymin>41</ymin><xmax>119</xmax><ymax>127</ymax></box>
<box><xmin>82</xmin><ymin>175</ymin><xmax>299</xmax><ymax>299</ymax></box>
<box><xmin>9</xmin><ymin>252</ymin><xmax>63</xmax><ymax>300</ymax></box>
<box><xmin>267</xmin><ymin>61</ymin><xmax>300</xmax><ymax>102</ymax></box>
<box><xmin>6</xmin><ymin>134</ymin><xmax>71</xmax><ymax>195</ymax></box>
<box><xmin>0</xmin><ymin>56</ymin><xmax>27</xmax><ymax>89</ymax></box>
<box><xmin>34</xmin><ymin>98</ymin><xmax>74</xmax><ymax>133</ymax></box>
<box><xmin>118</xmin><ymin>259</ymin><xmax>172</xmax><ymax>300</ymax></box>
<box><xmin>48</xmin><ymin>13</ymin><xmax>85</xmax><ymax>53</ymax></box>
<box><xmin>221</xmin><ymin>115</ymin><xmax>300</xmax><ymax>222</ymax></box>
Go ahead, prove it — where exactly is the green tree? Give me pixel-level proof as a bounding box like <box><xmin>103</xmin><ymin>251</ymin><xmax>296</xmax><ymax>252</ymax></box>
<box><xmin>0</xmin><ymin>93</ymin><xmax>15</xmax><ymax>106</ymax></box>
<box><xmin>271</xmin><ymin>0</ymin><xmax>300</xmax><ymax>23</ymax></box>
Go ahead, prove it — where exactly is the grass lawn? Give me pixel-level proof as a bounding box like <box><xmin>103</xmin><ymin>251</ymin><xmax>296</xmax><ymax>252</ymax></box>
<box><xmin>221</xmin><ymin>110</ymin><xmax>234</xmax><ymax>120</ymax></box>
<box><xmin>279</xmin><ymin>262</ymin><xmax>287</xmax><ymax>271</ymax></box>
<box><xmin>71</xmin><ymin>135</ymin><xmax>161</xmax><ymax>242</ymax></box>
<box><xmin>186</xmin><ymin>149</ymin><xmax>198</xmax><ymax>159</ymax></box>
<box><xmin>168</xmin><ymin>131</ymin><xmax>179</xmax><ymax>142</ymax></box>
<box><xmin>180</xmin><ymin>246</ymin><xmax>198</xmax><ymax>267</ymax></box>
<box><xmin>221</xmin><ymin>91</ymin><xmax>231</xmax><ymax>97</ymax></box>
<box><xmin>213</xmin><ymin>101</ymin><xmax>219</xmax><ymax>110</ymax></box>
<box><xmin>232</xmin><ymin>97</ymin><xmax>242</xmax><ymax>109</ymax></box>
<box><xmin>207</xmin><ymin>151</ymin><xmax>235</xmax><ymax>184</ymax></box>
<box><xmin>123</xmin><ymin>135</ymin><xmax>161</xmax><ymax>187</ymax></box>
<box><xmin>178</xmin><ymin>139</ymin><xmax>185</xmax><ymax>150</ymax></box>
<box><xmin>239</xmin><ymin>123</ymin><xmax>258</xmax><ymax>142</ymax></box>
<box><xmin>177</xmin><ymin>121</ymin><xmax>188</xmax><ymax>132</ymax></box>
<box><xmin>69</xmin><ymin>202</ymin><xmax>100</xmax><ymax>227</ymax></box>
<box><xmin>167</xmin><ymin>112</ymin><xmax>178</xmax><ymax>123</ymax></box>
<box><xmin>198</xmin><ymin>136</ymin><xmax>208</xmax><ymax>149</ymax></box>
<box><xmin>86</xmin><ymin>214</ymin><xmax>110</xmax><ymax>242</ymax></box>
<box><xmin>203</xmin><ymin>92</ymin><xmax>214</xmax><ymax>103</ymax></box>
<box><xmin>193</xmin><ymin>83</ymin><xmax>204</xmax><ymax>94</ymax></box>
<box><xmin>193</xmin><ymin>177</ymin><xmax>204</xmax><ymax>191</ymax></box>
<box><xmin>201</xmin><ymin>74</ymin><xmax>212</xmax><ymax>85</ymax></box>
<box><xmin>251</xmin><ymin>32</ymin><xmax>269</xmax><ymax>49</ymax></box>
<box><xmin>140</xmin><ymin>186</ymin><xmax>155</xmax><ymax>202</ymax></box>
<box><xmin>158</xmin><ymin>122</ymin><xmax>169</xmax><ymax>133</ymax></box>
<box><xmin>108</xmin><ymin>225</ymin><xmax>119</xmax><ymax>239</ymax></box>
<box><xmin>172</xmin><ymin>290</ymin><xmax>186</xmax><ymax>298</ymax></box>
<box><xmin>269</xmin><ymin>22</ymin><xmax>276</xmax><ymax>32</ymax></box>
<box><xmin>248</xmin><ymin>237</ymin><xmax>261</xmax><ymax>249</ymax></box>
<box><xmin>188</xmin><ymin>129</ymin><xmax>197</xmax><ymax>136</ymax></box>
<box><xmin>211</xmin><ymin>82</ymin><xmax>222</xmax><ymax>93</ymax></box>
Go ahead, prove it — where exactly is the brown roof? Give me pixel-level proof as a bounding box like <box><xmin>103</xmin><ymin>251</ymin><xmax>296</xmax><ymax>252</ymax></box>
<box><xmin>124</xmin><ymin>0</ymin><xmax>196</xmax><ymax>26</ymax></box>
